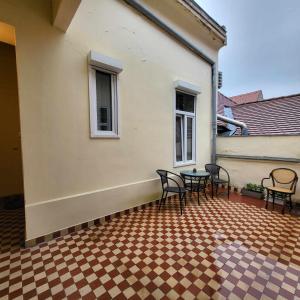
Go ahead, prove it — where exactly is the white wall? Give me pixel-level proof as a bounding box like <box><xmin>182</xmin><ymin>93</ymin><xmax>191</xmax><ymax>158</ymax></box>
<box><xmin>217</xmin><ymin>136</ymin><xmax>300</xmax><ymax>200</ymax></box>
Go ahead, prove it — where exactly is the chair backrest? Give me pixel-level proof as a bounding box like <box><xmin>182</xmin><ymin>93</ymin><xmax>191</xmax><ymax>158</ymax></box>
<box><xmin>156</xmin><ymin>169</ymin><xmax>168</xmax><ymax>187</ymax></box>
<box><xmin>270</xmin><ymin>168</ymin><xmax>298</xmax><ymax>191</ymax></box>
<box><xmin>205</xmin><ymin>164</ymin><xmax>221</xmax><ymax>178</ymax></box>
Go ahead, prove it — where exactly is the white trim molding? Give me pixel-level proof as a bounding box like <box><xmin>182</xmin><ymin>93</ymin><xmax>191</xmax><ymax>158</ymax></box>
<box><xmin>88</xmin><ymin>51</ymin><xmax>123</xmax><ymax>74</ymax></box>
<box><xmin>174</xmin><ymin>80</ymin><xmax>201</xmax><ymax>95</ymax></box>
<box><xmin>25</xmin><ymin>178</ymin><xmax>161</xmax><ymax>240</ymax></box>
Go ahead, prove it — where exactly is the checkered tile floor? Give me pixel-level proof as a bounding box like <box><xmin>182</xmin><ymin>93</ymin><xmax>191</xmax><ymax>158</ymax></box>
<box><xmin>1</xmin><ymin>194</ymin><xmax>300</xmax><ymax>299</ymax></box>
<box><xmin>0</xmin><ymin>207</ymin><xmax>24</xmax><ymax>253</ymax></box>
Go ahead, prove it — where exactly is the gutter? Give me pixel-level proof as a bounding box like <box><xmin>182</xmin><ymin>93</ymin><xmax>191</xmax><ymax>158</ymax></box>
<box><xmin>122</xmin><ymin>0</ymin><xmax>226</xmax><ymax>163</ymax></box>
<box><xmin>217</xmin><ymin>114</ymin><xmax>249</xmax><ymax>136</ymax></box>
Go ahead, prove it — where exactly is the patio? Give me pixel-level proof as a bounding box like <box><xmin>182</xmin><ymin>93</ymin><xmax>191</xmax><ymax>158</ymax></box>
<box><xmin>1</xmin><ymin>193</ymin><xmax>300</xmax><ymax>299</ymax></box>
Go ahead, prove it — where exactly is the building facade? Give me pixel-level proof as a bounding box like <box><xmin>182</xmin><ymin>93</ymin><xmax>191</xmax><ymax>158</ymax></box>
<box><xmin>0</xmin><ymin>0</ymin><xmax>226</xmax><ymax>243</ymax></box>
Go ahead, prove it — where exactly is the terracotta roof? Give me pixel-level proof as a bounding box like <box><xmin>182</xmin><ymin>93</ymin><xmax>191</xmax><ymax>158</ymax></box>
<box><xmin>231</xmin><ymin>93</ymin><xmax>300</xmax><ymax>135</ymax></box>
<box><xmin>217</xmin><ymin>93</ymin><xmax>236</xmax><ymax>130</ymax></box>
<box><xmin>217</xmin><ymin>92</ymin><xmax>236</xmax><ymax>114</ymax></box>
<box><xmin>230</xmin><ymin>90</ymin><xmax>263</xmax><ymax>105</ymax></box>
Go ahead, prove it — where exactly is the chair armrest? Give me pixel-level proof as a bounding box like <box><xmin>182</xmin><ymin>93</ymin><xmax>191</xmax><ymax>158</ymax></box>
<box><xmin>166</xmin><ymin>176</ymin><xmax>182</xmax><ymax>189</ymax></box>
<box><xmin>220</xmin><ymin>166</ymin><xmax>230</xmax><ymax>184</ymax></box>
<box><xmin>261</xmin><ymin>177</ymin><xmax>271</xmax><ymax>188</ymax></box>
<box><xmin>167</xmin><ymin>171</ymin><xmax>185</xmax><ymax>186</ymax></box>
<box><xmin>293</xmin><ymin>177</ymin><xmax>298</xmax><ymax>194</ymax></box>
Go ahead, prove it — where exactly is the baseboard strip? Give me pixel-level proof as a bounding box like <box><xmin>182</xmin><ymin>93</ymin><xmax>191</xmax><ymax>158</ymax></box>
<box><xmin>25</xmin><ymin>198</ymin><xmax>160</xmax><ymax>248</ymax></box>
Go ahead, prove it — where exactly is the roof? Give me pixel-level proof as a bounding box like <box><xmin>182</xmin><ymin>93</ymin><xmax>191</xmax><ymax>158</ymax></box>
<box><xmin>179</xmin><ymin>0</ymin><xmax>227</xmax><ymax>43</ymax></box>
<box><xmin>218</xmin><ymin>92</ymin><xmax>236</xmax><ymax>114</ymax></box>
<box><xmin>217</xmin><ymin>93</ymin><xmax>236</xmax><ymax>129</ymax></box>
<box><xmin>182</xmin><ymin>0</ymin><xmax>226</xmax><ymax>36</ymax></box>
<box><xmin>230</xmin><ymin>90</ymin><xmax>263</xmax><ymax>105</ymax></box>
<box><xmin>218</xmin><ymin>93</ymin><xmax>300</xmax><ymax>136</ymax></box>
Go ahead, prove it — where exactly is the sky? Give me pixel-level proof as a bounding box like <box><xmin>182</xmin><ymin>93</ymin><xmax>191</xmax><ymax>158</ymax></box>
<box><xmin>195</xmin><ymin>0</ymin><xmax>300</xmax><ymax>99</ymax></box>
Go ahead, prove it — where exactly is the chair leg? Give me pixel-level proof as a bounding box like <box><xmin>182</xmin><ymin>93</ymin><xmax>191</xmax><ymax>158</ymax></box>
<box><xmin>159</xmin><ymin>191</ymin><xmax>165</xmax><ymax>210</ymax></box>
<box><xmin>203</xmin><ymin>187</ymin><xmax>208</xmax><ymax>201</ymax></box>
<box><xmin>184</xmin><ymin>192</ymin><xmax>187</xmax><ymax>206</ymax></box>
<box><xmin>216</xmin><ymin>184</ymin><xmax>219</xmax><ymax>198</ymax></box>
<box><xmin>211</xmin><ymin>182</ymin><xmax>214</xmax><ymax>199</ymax></box>
<box><xmin>282</xmin><ymin>196</ymin><xmax>286</xmax><ymax>214</ymax></box>
<box><xmin>272</xmin><ymin>191</ymin><xmax>275</xmax><ymax>209</ymax></box>
<box><xmin>164</xmin><ymin>192</ymin><xmax>168</xmax><ymax>205</ymax></box>
<box><xmin>265</xmin><ymin>189</ymin><xmax>269</xmax><ymax>209</ymax></box>
<box><xmin>289</xmin><ymin>194</ymin><xmax>293</xmax><ymax>211</ymax></box>
<box><xmin>203</xmin><ymin>179</ymin><xmax>208</xmax><ymax>201</ymax></box>
<box><xmin>227</xmin><ymin>184</ymin><xmax>230</xmax><ymax>200</ymax></box>
<box><xmin>179</xmin><ymin>193</ymin><xmax>184</xmax><ymax>215</ymax></box>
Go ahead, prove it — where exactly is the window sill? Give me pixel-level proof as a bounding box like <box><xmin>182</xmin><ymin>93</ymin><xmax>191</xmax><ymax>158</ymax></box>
<box><xmin>90</xmin><ymin>134</ymin><xmax>120</xmax><ymax>139</ymax></box>
<box><xmin>173</xmin><ymin>161</ymin><xmax>196</xmax><ymax>168</ymax></box>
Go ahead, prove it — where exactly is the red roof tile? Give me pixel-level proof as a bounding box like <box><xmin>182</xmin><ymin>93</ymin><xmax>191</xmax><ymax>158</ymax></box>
<box><xmin>232</xmin><ymin>93</ymin><xmax>300</xmax><ymax>135</ymax></box>
<box><xmin>218</xmin><ymin>92</ymin><xmax>236</xmax><ymax>114</ymax></box>
<box><xmin>230</xmin><ymin>90</ymin><xmax>263</xmax><ymax>105</ymax></box>
<box><xmin>217</xmin><ymin>93</ymin><xmax>236</xmax><ymax>129</ymax></box>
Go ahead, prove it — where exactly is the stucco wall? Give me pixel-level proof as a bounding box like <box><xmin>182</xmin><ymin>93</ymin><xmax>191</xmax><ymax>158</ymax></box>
<box><xmin>217</xmin><ymin>136</ymin><xmax>300</xmax><ymax>200</ymax></box>
<box><xmin>0</xmin><ymin>0</ymin><xmax>220</xmax><ymax>240</ymax></box>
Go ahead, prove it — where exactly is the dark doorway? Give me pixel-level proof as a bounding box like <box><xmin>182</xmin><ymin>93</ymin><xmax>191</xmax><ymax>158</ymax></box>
<box><xmin>0</xmin><ymin>36</ymin><xmax>25</xmax><ymax>252</ymax></box>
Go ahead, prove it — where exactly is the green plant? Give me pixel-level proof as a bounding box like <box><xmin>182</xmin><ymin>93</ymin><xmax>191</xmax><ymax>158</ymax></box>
<box><xmin>245</xmin><ymin>183</ymin><xmax>264</xmax><ymax>193</ymax></box>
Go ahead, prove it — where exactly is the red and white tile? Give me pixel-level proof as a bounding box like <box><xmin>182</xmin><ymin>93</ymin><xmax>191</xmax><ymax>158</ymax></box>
<box><xmin>1</xmin><ymin>194</ymin><xmax>300</xmax><ymax>299</ymax></box>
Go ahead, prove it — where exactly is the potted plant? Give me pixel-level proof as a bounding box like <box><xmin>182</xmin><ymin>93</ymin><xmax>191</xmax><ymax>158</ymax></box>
<box><xmin>241</xmin><ymin>183</ymin><xmax>264</xmax><ymax>199</ymax></box>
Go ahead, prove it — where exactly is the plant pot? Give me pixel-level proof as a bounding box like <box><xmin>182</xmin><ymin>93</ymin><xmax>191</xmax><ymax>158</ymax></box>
<box><xmin>241</xmin><ymin>188</ymin><xmax>264</xmax><ymax>199</ymax></box>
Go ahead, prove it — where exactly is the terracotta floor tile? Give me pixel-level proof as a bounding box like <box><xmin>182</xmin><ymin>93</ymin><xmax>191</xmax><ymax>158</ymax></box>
<box><xmin>1</xmin><ymin>193</ymin><xmax>300</xmax><ymax>298</ymax></box>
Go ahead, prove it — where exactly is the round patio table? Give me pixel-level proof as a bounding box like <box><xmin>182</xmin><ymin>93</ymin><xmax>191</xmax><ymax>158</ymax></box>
<box><xmin>180</xmin><ymin>170</ymin><xmax>210</xmax><ymax>205</ymax></box>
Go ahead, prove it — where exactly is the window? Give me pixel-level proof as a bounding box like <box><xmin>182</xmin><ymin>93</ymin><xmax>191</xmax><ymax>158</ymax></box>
<box><xmin>175</xmin><ymin>91</ymin><xmax>196</xmax><ymax>165</ymax></box>
<box><xmin>89</xmin><ymin>68</ymin><xmax>118</xmax><ymax>137</ymax></box>
<box><xmin>88</xmin><ymin>51</ymin><xmax>122</xmax><ymax>138</ymax></box>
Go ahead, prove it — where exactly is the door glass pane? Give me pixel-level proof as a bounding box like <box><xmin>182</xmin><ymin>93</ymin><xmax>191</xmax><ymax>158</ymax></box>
<box><xmin>96</xmin><ymin>70</ymin><xmax>112</xmax><ymax>131</ymax></box>
<box><xmin>176</xmin><ymin>91</ymin><xmax>195</xmax><ymax>113</ymax></box>
<box><xmin>176</xmin><ymin>115</ymin><xmax>183</xmax><ymax>162</ymax></box>
<box><xmin>187</xmin><ymin>117</ymin><xmax>193</xmax><ymax>161</ymax></box>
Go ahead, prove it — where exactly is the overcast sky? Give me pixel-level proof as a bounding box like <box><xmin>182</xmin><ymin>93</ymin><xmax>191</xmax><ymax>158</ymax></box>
<box><xmin>196</xmin><ymin>0</ymin><xmax>300</xmax><ymax>99</ymax></box>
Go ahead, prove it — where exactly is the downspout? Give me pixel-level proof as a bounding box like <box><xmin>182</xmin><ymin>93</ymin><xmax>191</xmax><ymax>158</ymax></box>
<box><xmin>122</xmin><ymin>0</ymin><xmax>223</xmax><ymax>163</ymax></box>
<box><xmin>211</xmin><ymin>64</ymin><xmax>217</xmax><ymax>163</ymax></box>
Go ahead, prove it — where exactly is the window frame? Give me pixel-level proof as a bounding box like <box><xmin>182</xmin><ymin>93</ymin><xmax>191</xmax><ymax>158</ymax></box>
<box><xmin>88</xmin><ymin>66</ymin><xmax>119</xmax><ymax>138</ymax></box>
<box><xmin>174</xmin><ymin>89</ymin><xmax>197</xmax><ymax>167</ymax></box>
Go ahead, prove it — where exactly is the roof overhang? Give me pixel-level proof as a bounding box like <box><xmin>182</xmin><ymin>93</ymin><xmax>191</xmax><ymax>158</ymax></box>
<box><xmin>177</xmin><ymin>0</ymin><xmax>227</xmax><ymax>45</ymax></box>
<box><xmin>52</xmin><ymin>0</ymin><xmax>81</xmax><ymax>32</ymax></box>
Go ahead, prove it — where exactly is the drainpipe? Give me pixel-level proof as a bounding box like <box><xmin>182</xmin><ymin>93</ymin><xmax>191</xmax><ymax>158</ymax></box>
<box><xmin>217</xmin><ymin>114</ymin><xmax>249</xmax><ymax>135</ymax></box>
<box><xmin>211</xmin><ymin>64</ymin><xmax>217</xmax><ymax>163</ymax></box>
<box><xmin>122</xmin><ymin>0</ymin><xmax>224</xmax><ymax>163</ymax></box>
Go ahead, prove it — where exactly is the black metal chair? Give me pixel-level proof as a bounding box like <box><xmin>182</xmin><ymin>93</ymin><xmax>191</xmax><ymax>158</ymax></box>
<box><xmin>261</xmin><ymin>168</ymin><xmax>298</xmax><ymax>214</ymax></box>
<box><xmin>205</xmin><ymin>164</ymin><xmax>230</xmax><ymax>199</ymax></box>
<box><xmin>156</xmin><ymin>169</ymin><xmax>186</xmax><ymax>214</ymax></box>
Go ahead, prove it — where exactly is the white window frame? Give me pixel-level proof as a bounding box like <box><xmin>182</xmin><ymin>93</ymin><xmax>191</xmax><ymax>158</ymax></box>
<box><xmin>174</xmin><ymin>89</ymin><xmax>197</xmax><ymax>167</ymax></box>
<box><xmin>88</xmin><ymin>66</ymin><xmax>119</xmax><ymax>138</ymax></box>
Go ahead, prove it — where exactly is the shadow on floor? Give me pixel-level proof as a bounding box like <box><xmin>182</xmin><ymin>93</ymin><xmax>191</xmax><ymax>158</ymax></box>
<box><xmin>0</xmin><ymin>194</ymin><xmax>25</xmax><ymax>254</ymax></box>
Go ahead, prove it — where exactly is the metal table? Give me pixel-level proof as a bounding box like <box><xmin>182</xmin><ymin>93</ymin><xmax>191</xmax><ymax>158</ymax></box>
<box><xmin>180</xmin><ymin>170</ymin><xmax>210</xmax><ymax>205</ymax></box>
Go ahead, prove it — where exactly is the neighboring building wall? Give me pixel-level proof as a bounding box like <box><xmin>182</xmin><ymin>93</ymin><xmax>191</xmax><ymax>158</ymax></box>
<box><xmin>0</xmin><ymin>42</ymin><xmax>23</xmax><ymax>197</ymax></box>
<box><xmin>0</xmin><ymin>0</ymin><xmax>220</xmax><ymax>240</ymax></box>
<box><xmin>217</xmin><ymin>136</ymin><xmax>300</xmax><ymax>200</ymax></box>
